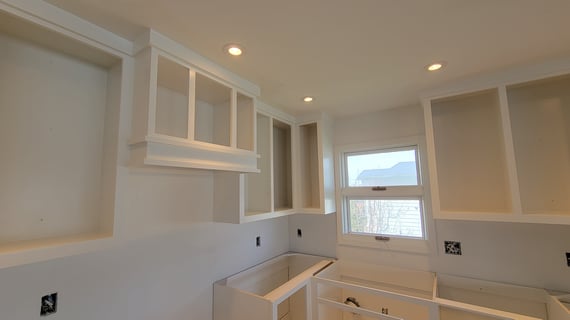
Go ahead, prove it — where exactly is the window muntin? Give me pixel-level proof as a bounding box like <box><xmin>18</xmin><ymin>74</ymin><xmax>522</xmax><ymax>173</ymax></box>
<box><xmin>340</xmin><ymin>144</ymin><xmax>426</xmax><ymax>241</ymax></box>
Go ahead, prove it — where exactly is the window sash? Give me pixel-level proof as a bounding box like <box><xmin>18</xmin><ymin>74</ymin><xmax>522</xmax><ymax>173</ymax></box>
<box><xmin>344</xmin><ymin>196</ymin><xmax>426</xmax><ymax>239</ymax></box>
<box><xmin>340</xmin><ymin>143</ymin><xmax>427</xmax><ymax>240</ymax></box>
<box><xmin>343</xmin><ymin>145</ymin><xmax>422</xmax><ymax>188</ymax></box>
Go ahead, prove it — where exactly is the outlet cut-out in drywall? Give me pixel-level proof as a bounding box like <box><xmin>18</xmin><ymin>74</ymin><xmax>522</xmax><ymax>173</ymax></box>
<box><xmin>40</xmin><ymin>292</ymin><xmax>57</xmax><ymax>316</ymax></box>
<box><xmin>444</xmin><ymin>241</ymin><xmax>462</xmax><ymax>255</ymax></box>
<box><xmin>256</xmin><ymin>236</ymin><xmax>261</xmax><ymax>247</ymax></box>
<box><xmin>566</xmin><ymin>252</ymin><xmax>570</xmax><ymax>267</ymax></box>
<box><xmin>297</xmin><ymin>228</ymin><xmax>302</xmax><ymax>238</ymax></box>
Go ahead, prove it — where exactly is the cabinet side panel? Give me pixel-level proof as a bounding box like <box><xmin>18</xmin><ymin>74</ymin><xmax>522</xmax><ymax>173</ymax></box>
<box><xmin>299</xmin><ymin>123</ymin><xmax>319</xmax><ymax>209</ymax></box>
<box><xmin>132</xmin><ymin>48</ymin><xmax>152</xmax><ymax>140</ymax></box>
<box><xmin>246</xmin><ymin>114</ymin><xmax>272</xmax><ymax>214</ymax></box>
<box><xmin>100</xmin><ymin>62</ymin><xmax>122</xmax><ymax>234</ymax></box>
<box><xmin>273</xmin><ymin>121</ymin><xmax>293</xmax><ymax>210</ymax></box>
<box><xmin>321</xmin><ymin>115</ymin><xmax>336</xmax><ymax>214</ymax></box>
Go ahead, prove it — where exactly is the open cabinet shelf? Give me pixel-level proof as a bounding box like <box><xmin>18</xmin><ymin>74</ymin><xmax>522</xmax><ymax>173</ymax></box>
<box><xmin>429</xmin><ymin>89</ymin><xmax>513</xmax><ymax>216</ymax></box>
<box><xmin>423</xmin><ymin>65</ymin><xmax>570</xmax><ymax>225</ymax></box>
<box><xmin>129</xmin><ymin>30</ymin><xmax>258</xmax><ymax>173</ymax></box>
<box><xmin>507</xmin><ymin>75</ymin><xmax>570</xmax><ymax>217</ymax></box>
<box><xmin>295</xmin><ymin>113</ymin><xmax>336</xmax><ymax>215</ymax></box>
<box><xmin>213</xmin><ymin>105</ymin><xmax>296</xmax><ymax>223</ymax></box>
<box><xmin>0</xmin><ymin>6</ymin><xmax>126</xmax><ymax>268</ymax></box>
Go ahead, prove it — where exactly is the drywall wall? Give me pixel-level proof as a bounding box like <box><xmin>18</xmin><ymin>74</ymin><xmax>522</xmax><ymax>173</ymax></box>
<box><xmin>289</xmin><ymin>213</ymin><xmax>337</xmax><ymax>258</ymax></box>
<box><xmin>0</xmin><ymin>167</ymin><xmax>289</xmax><ymax>320</ymax></box>
<box><xmin>292</xmin><ymin>104</ymin><xmax>570</xmax><ymax>292</ymax></box>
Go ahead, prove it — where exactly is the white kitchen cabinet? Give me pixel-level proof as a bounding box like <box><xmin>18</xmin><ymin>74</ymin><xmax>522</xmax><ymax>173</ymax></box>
<box><xmin>129</xmin><ymin>30</ymin><xmax>259</xmax><ymax>173</ymax></box>
<box><xmin>311</xmin><ymin>261</ymin><xmax>570</xmax><ymax>320</ymax></box>
<box><xmin>0</xmin><ymin>2</ymin><xmax>129</xmax><ymax>268</ymax></box>
<box><xmin>312</xmin><ymin>261</ymin><xmax>438</xmax><ymax>320</ymax></box>
<box><xmin>213</xmin><ymin>103</ymin><xmax>296</xmax><ymax>223</ymax></box>
<box><xmin>214</xmin><ymin>253</ymin><xmax>333</xmax><ymax>320</ymax></box>
<box><xmin>295</xmin><ymin>113</ymin><xmax>336</xmax><ymax>215</ymax></box>
<box><xmin>423</xmin><ymin>62</ymin><xmax>570</xmax><ymax>225</ymax></box>
<box><xmin>436</xmin><ymin>274</ymin><xmax>569</xmax><ymax>320</ymax></box>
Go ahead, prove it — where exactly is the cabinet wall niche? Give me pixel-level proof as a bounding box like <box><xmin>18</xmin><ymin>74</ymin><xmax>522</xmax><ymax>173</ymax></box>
<box><xmin>0</xmin><ymin>8</ymin><xmax>126</xmax><ymax>268</ymax></box>
<box><xmin>129</xmin><ymin>30</ymin><xmax>259</xmax><ymax>173</ymax></box>
<box><xmin>213</xmin><ymin>105</ymin><xmax>296</xmax><ymax>224</ymax></box>
<box><xmin>296</xmin><ymin>113</ymin><xmax>336</xmax><ymax>215</ymax></box>
<box><xmin>424</xmin><ymin>66</ymin><xmax>570</xmax><ymax>225</ymax></box>
<box><xmin>273</xmin><ymin>119</ymin><xmax>293</xmax><ymax>211</ymax></box>
<box><xmin>430</xmin><ymin>89</ymin><xmax>512</xmax><ymax>215</ymax></box>
<box><xmin>194</xmin><ymin>73</ymin><xmax>231</xmax><ymax>147</ymax></box>
<box><xmin>507</xmin><ymin>75</ymin><xmax>570</xmax><ymax>216</ymax></box>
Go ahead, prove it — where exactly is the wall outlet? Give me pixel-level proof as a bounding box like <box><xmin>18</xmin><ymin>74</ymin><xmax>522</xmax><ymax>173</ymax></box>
<box><xmin>566</xmin><ymin>252</ymin><xmax>570</xmax><ymax>267</ymax></box>
<box><xmin>40</xmin><ymin>292</ymin><xmax>57</xmax><ymax>316</ymax></box>
<box><xmin>297</xmin><ymin>228</ymin><xmax>302</xmax><ymax>238</ymax></box>
<box><xmin>256</xmin><ymin>236</ymin><xmax>261</xmax><ymax>247</ymax></box>
<box><xmin>444</xmin><ymin>241</ymin><xmax>462</xmax><ymax>255</ymax></box>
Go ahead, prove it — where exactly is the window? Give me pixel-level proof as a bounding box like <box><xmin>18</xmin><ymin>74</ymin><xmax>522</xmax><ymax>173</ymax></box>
<box><xmin>337</xmin><ymin>138</ymin><xmax>431</xmax><ymax>252</ymax></box>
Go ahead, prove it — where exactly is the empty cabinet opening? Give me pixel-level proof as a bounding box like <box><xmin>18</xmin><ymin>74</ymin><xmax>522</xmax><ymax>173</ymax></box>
<box><xmin>431</xmin><ymin>89</ymin><xmax>512</xmax><ymax>214</ymax></box>
<box><xmin>237</xmin><ymin>92</ymin><xmax>255</xmax><ymax>151</ymax></box>
<box><xmin>299</xmin><ymin>123</ymin><xmax>320</xmax><ymax>209</ymax></box>
<box><xmin>194</xmin><ymin>73</ymin><xmax>231</xmax><ymax>147</ymax></box>
<box><xmin>245</xmin><ymin>113</ymin><xmax>272</xmax><ymax>215</ymax></box>
<box><xmin>507</xmin><ymin>75</ymin><xmax>570</xmax><ymax>215</ymax></box>
<box><xmin>273</xmin><ymin>119</ymin><xmax>292</xmax><ymax>211</ymax></box>
<box><xmin>0</xmin><ymin>11</ymin><xmax>122</xmax><ymax>250</ymax></box>
<box><xmin>437</xmin><ymin>275</ymin><xmax>549</xmax><ymax>319</ymax></box>
<box><xmin>214</xmin><ymin>254</ymin><xmax>333</xmax><ymax>320</ymax></box>
<box><xmin>316</xmin><ymin>284</ymin><xmax>430</xmax><ymax>320</ymax></box>
<box><xmin>155</xmin><ymin>55</ymin><xmax>189</xmax><ymax>139</ymax></box>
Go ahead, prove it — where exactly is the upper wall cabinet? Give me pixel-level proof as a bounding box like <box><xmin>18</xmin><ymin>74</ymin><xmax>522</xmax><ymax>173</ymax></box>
<box><xmin>129</xmin><ymin>30</ymin><xmax>259</xmax><ymax>173</ymax></box>
<box><xmin>213</xmin><ymin>103</ymin><xmax>296</xmax><ymax>223</ymax></box>
<box><xmin>0</xmin><ymin>2</ymin><xmax>129</xmax><ymax>268</ymax></box>
<box><xmin>295</xmin><ymin>113</ymin><xmax>336</xmax><ymax>215</ymax></box>
<box><xmin>423</xmin><ymin>64</ymin><xmax>570</xmax><ymax>225</ymax></box>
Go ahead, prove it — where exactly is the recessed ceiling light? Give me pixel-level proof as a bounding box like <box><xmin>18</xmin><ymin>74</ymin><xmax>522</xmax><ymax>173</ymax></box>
<box><xmin>224</xmin><ymin>44</ymin><xmax>243</xmax><ymax>56</ymax></box>
<box><xmin>426</xmin><ymin>62</ymin><xmax>445</xmax><ymax>71</ymax></box>
<box><xmin>303</xmin><ymin>96</ymin><xmax>314</xmax><ymax>103</ymax></box>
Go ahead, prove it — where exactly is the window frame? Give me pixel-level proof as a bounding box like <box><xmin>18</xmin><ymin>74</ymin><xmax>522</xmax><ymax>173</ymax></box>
<box><xmin>335</xmin><ymin>136</ymin><xmax>435</xmax><ymax>254</ymax></box>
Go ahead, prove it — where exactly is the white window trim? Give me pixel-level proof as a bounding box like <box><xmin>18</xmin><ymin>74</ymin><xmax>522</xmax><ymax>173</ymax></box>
<box><xmin>335</xmin><ymin>136</ymin><xmax>436</xmax><ymax>254</ymax></box>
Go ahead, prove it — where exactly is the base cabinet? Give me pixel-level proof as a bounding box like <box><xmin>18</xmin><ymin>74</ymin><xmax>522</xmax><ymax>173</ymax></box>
<box><xmin>311</xmin><ymin>261</ymin><xmax>570</xmax><ymax>320</ymax></box>
<box><xmin>213</xmin><ymin>253</ymin><xmax>333</xmax><ymax>320</ymax></box>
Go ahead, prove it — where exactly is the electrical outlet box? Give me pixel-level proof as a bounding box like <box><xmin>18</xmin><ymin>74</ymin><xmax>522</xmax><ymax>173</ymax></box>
<box><xmin>40</xmin><ymin>293</ymin><xmax>57</xmax><ymax>316</ymax></box>
<box><xmin>444</xmin><ymin>241</ymin><xmax>462</xmax><ymax>255</ymax></box>
<box><xmin>256</xmin><ymin>236</ymin><xmax>261</xmax><ymax>247</ymax></box>
<box><xmin>297</xmin><ymin>229</ymin><xmax>302</xmax><ymax>237</ymax></box>
<box><xmin>566</xmin><ymin>252</ymin><xmax>570</xmax><ymax>267</ymax></box>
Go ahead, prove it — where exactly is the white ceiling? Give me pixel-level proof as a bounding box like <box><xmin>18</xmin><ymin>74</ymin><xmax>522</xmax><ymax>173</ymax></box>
<box><xmin>45</xmin><ymin>0</ymin><xmax>570</xmax><ymax>117</ymax></box>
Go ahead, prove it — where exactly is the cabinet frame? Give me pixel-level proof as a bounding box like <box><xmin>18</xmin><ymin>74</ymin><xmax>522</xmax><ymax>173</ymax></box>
<box><xmin>0</xmin><ymin>0</ymin><xmax>131</xmax><ymax>268</ymax></box>
<box><xmin>129</xmin><ymin>30</ymin><xmax>259</xmax><ymax>173</ymax></box>
<box><xmin>422</xmin><ymin>58</ymin><xmax>570</xmax><ymax>224</ymax></box>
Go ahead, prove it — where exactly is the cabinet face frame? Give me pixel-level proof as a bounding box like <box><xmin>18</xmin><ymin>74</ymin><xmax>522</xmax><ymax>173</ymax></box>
<box><xmin>422</xmin><ymin>62</ymin><xmax>570</xmax><ymax>224</ymax></box>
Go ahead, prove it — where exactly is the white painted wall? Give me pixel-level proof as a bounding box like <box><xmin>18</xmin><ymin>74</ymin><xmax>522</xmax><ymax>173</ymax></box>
<box><xmin>0</xmin><ymin>195</ymin><xmax>289</xmax><ymax>320</ymax></box>
<box><xmin>291</xmin><ymin>104</ymin><xmax>570</xmax><ymax>292</ymax></box>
